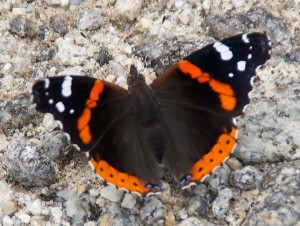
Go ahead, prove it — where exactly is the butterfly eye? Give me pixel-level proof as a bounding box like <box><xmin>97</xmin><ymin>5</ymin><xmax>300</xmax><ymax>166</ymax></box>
<box><xmin>127</xmin><ymin>76</ymin><xmax>133</xmax><ymax>85</ymax></box>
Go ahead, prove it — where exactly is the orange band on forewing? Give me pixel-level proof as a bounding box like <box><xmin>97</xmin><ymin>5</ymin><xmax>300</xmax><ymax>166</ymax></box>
<box><xmin>197</xmin><ymin>72</ymin><xmax>210</xmax><ymax>83</ymax></box>
<box><xmin>90</xmin><ymin>158</ymin><xmax>151</xmax><ymax>195</ymax></box>
<box><xmin>79</xmin><ymin>126</ymin><xmax>92</xmax><ymax>144</ymax></box>
<box><xmin>189</xmin><ymin>127</ymin><xmax>237</xmax><ymax>182</ymax></box>
<box><xmin>77</xmin><ymin>80</ymin><xmax>104</xmax><ymax>145</ymax></box>
<box><xmin>178</xmin><ymin>60</ymin><xmax>204</xmax><ymax>79</ymax></box>
<box><xmin>90</xmin><ymin>80</ymin><xmax>104</xmax><ymax>101</ymax></box>
<box><xmin>208</xmin><ymin>79</ymin><xmax>236</xmax><ymax>111</ymax></box>
<box><xmin>178</xmin><ymin>60</ymin><xmax>237</xmax><ymax>111</ymax></box>
<box><xmin>77</xmin><ymin>108</ymin><xmax>91</xmax><ymax>131</ymax></box>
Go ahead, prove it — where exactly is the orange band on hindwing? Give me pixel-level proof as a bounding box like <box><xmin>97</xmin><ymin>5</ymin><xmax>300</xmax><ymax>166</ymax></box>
<box><xmin>77</xmin><ymin>80</ymin><xmax>104</xmax><ymax>144</ymax></box>
<box><xmin>89</xmin><ymin>158</ymin><xmax>152</xmax><ymax>195</ymax></box>
<box><xmin>178</xmin><ymin>60</ymin><xmax>237</xmax><ymax>111</ymax></box>
<box><xmin>188</xmin><ymin>127</ymin><xmax>237</xmax><ymax>183</ymax></box>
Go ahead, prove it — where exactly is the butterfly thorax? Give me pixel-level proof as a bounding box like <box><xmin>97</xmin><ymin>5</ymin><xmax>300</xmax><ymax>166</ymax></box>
<box><xmin>128</xmin><ymin>72</ymin><xmax>159</xmax><ymax>125</ymax></box>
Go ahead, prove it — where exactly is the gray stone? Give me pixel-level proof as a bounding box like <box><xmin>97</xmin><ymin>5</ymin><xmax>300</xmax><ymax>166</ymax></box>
<box><xmin>115</xmin><ymin>0</ymin><xmax>143</xmax><ymax>21</ymax></box>
<box><xmin>132</xmin><ymin>34</ymin><xmax>213</xmax><ymax>75</ymax></box>
<box><xmin>5</xmin><ymin>138</ymin><xmax>56</xmax><ymax>187</ymax></box>
<box><xmin>50</xmin><ymin>14</ymin><xmax>69</xmax><ymax>36</ymax></box>
<box><xmin>203</xmin><ymin>13</ymin><xmax>248</xmax><ymax>39</ymax></box>
<box><xmin>0</xmin><ymin>96</ymin><xmax>41</xmax><ymax>137</ymax></box>
<box><xmin>243</xmin><ymin>161</ymin><xmax>300</xmax><ymax>225</ymax></box>
<box><xmin>37</xmin><ymin>43</ymin><xmax>56</xmax><ymax>62</ymax></box>
<box><xmin>121</xmin><ymin>193</ymin><xmax>137</xmax><ymax>209</ymax></box>
<box><xmin>93</xmin><ymin>47</ymin><xmax>112</xmax><ymax>66</ymax></box>
<box><xmin>100</xmin><ymin>186</ymin><xmax>124</xmax><ymax>203</ymax></box>
<box><xmin>56</xmin><ymin>39</ymin><xmax>86</xmax><ymax>66</ymax></box>
<box><xmin>140</xmin><ymin>197</ymin><xmax>167</xmax><ymax>225</ymax></box>
<box><xmin>55</xmin><ymin>190</ymin><xmax>96</xmax><ymax>225</ymax></box>
<box><xmin>98</xmin><ymin>203</ymin><xmax>137</xmax><ymax>225</ymax></box>
<box><xmin>40</xmin><ymin>131</ymin><xmax>69</xmax><ymax>161</ymax></box>
<box><xmin>9</xmin><ymin>16</ymin><xmax>35</xmax><ymax>38</ymax></box>
<box><xmin>77</xmin><ymin>10</ymin><xmax>104</xmax><ymax>31</ymax></box>
<box><xmin>231</xmin><ymin>166</ymin><xmax>263</xmax><ymax>190</ymax></box>
<box><xmin>187</xmin><ymin>195</ymin><xmax>209</xmax><ymax>216</ymax></box>
<box><xmin>203</xmin><ymin>8</ymin><xmax>291</xmax><ymax>48</ymax></box>
<box><xmin>211</xmin><ymin>188</ymin><xmax>233</xmax><ymax>219</ymax></box>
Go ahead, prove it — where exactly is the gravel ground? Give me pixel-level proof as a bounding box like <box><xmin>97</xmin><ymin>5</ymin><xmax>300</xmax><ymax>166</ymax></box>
<box><xmin>0</xmin><ymin>0</ymin><xmax>299</xmax><ymax>225</ymax></box>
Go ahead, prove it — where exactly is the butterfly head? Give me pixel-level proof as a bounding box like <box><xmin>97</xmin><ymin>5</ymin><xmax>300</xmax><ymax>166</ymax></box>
<box><xmin>127</xmin><ymin>65</ymin><xmax>146</xmax><ymax>88</ymax></box>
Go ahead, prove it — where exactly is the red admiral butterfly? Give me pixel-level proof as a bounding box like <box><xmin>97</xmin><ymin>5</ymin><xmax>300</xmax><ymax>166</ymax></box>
<box><xmin>32</xmin><ymin>33</ymin><xmax>271</xmax><ymax>196</ymax></box>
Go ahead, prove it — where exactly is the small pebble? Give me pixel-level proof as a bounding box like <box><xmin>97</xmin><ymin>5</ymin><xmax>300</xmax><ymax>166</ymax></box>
<box><xmin>50</xmin><ymin>15</ymin><xmax>69</xmax><ymax>36</ymax></box>
<box><xmin>231</xmin><ymin>166</ymin><xmax>263</xmax><ymax>190</ymax></box>
<box><xmin>56</xmin><ymin>39</ymin><xmax>86</xmax><ymax>66</ymax></box>
<box><xmin>12</xmin><ymin>8</ymin><xmax>26</xmax><ymax>16</ymax></box>
<box><xmin>17</xmin><ymin>213</ymin><xmax>31</xmax><ymax>224</ymax></box>
<box><xmin>140</xmin><ymin>197</ymin><xmax>166</xmax><ymax>225</ymax></box>
<box><xmin>178</xmin><ymin>208</ymin><xmax>188</xmax><ymax>220</ymax></box>
<box><xmin>89</xmin><ymin>189</ymin><xmax>100</xmax><ymax>197</ymax></box>
<box><xmin>100</xmin><ymin>186</ymin><xmax>124</xmax><ymax>202</ymax></box>
<box><xmin>9</xmin><ymin>16</ymin><xmax>32</xmax><ymax>38</ymax></box>
<box><xmin>41</xmin><ymin>131</ymin><xmax>69</xmax><ymax>160</ymax></box>
<box><xmin>2</xmin><ymin>215</ymin><xmax>14</xmax><ymax>226</ymax></box>
<box><xmin>28</xmin><ymin>199</ymin><xmax>42</xmax><ymax>215</ymax></box>
<box><xmin>187</xmin><ymin>195</ymin><xmax>209</xmax><ymax>216</ymax></box>
<box><xmin>77</xmin><ymin>10</ymin><xmax>104</xmax><ymax>30</ymax></box>
<box><xmin>115</xmin><ymin>0</ymin><xmax>143</xmax><ymax>21</ymax></box>
<box><xmin>212</xmin><ymin>188</ymin><xmax>233</xmax><ymax>219</ymax></box>
<box><xmin>121</xmin><ymin>193</ymin><xmax>137</xmax><ymax>209</ymax></box>
<box><xmin>50</xmin><ymin>207</ymin><xmax>63</xmax><ymax>223</ymax></box>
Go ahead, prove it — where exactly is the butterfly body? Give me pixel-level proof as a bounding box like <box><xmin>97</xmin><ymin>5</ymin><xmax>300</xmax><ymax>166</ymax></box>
<box><xmin>33</xmin><ymin>33</ymin><xmax>271</xmax><ymax>196</ymax></box>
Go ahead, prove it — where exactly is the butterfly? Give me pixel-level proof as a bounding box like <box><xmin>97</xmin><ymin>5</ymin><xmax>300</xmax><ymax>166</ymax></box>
<box><xmin>32</xmin><ymin>33</ymin><xmax>271</xmax><ymax>196</ymax></box>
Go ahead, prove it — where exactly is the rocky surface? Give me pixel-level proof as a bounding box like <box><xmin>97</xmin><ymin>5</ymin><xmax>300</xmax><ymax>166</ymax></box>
<box><xmin>0</xmin><ymin>0</ymin><xmax>299</xmax><ymax>225</ymax></box>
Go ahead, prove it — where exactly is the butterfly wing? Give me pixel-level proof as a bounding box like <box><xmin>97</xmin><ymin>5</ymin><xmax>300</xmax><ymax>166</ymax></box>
<box><xmin>33</xmin><ymin>76</ymin><xmax>161</xmax><ymax>196</ymax></box>
<box><xmin>151</xmin><ymin>33</ymin><xmax>271</xmax><ymax>187</ymax></box>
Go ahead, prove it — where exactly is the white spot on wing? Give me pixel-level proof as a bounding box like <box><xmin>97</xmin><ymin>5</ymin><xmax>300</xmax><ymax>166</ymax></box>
<box><xmin>237</xmin><ymin>61</ymin><xmax>246</xmax><ymax>71</ymax></box>
<box><xmin>44</xmin><ymin>78</ymin><xmax>50</xmax><ymax>89</ymax></box>
<box><xmin>248</xmin><ymin>54</ymin><xmax>252</xmax><ymax>59</ymax></box>
<box><xmin>213</xmin><ymin>42</ymin><xmax>233</xmax><ymax>60</ymax></box>
<box><xmin>242</xmin><ymin>33</ymin><xmax>250</xmax><ymax>43</ymax></box>
<box><xmin>62</xmin><ymin>76</ymin><xmax>73</xmax><ymax>97</ymax></box>
<box><xmin>228</xmin><ymin>73</ymin><xmax>234</xmax><ymax>78</ymax></box>
<box><xmin>56</xmin><ymin>101</ymin><xmax>65</xmax><ymax>112</ymax></box>
<box><xmin>232</xmin><ymin>118</ymin><xmax>237</xmax><ymax>126</ymax></box>
<box><xmin>48</xmin><ymin>99</ymin><xmax>54</xmax><ymax>104</ymax></box>
<box><xmin>70</xmin><ymin>109</ymin><xmax>74</xmax><ymax>114</ymax></box>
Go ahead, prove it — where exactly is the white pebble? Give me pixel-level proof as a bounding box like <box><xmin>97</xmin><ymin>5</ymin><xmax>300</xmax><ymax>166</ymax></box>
<box><xmin>51</xmin><ymin>207</ymin><xmax>63</xmax><ymax>223</ymax></box>
<box><xmin>18</xmin><ymin>213</ymin><xmax>31</xmax><ymax>224</ymax></box>
<box><xmin>2</xmin><ymin>216</ymin><xmax>14</xmax><ymax>226</ymax></box>
<box><xmin>3</xmin><ymin>63</ymin><xmax>12</xmax><ymax>71</ymax></box>
<box><xmin>115</xmin><ymin>0</ymin><xmax>143</xmax><ymax>21</ymax></box>
<box><xmin>12</xmin><ymin>8</ymin><xmax>26</xmax><ymax>15</ymax></box>
<box><xmin>121</xmin><ymin>193</ymin><xmax>137</xmax><ymax>209</ymax></box>
<box><xmin>89</xmin><ymin>189</ymin><xmax>100</xmax><ymax>197</ymax></box>
<box><xmin>100</xmin><ymin>186</ymin><xmax>124</xmax><ymax>202</ymax></box>
<box><xmin>28</xmin><ymin>199</ymin><xmax>42</xmax><ymax>215</ymax></box>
